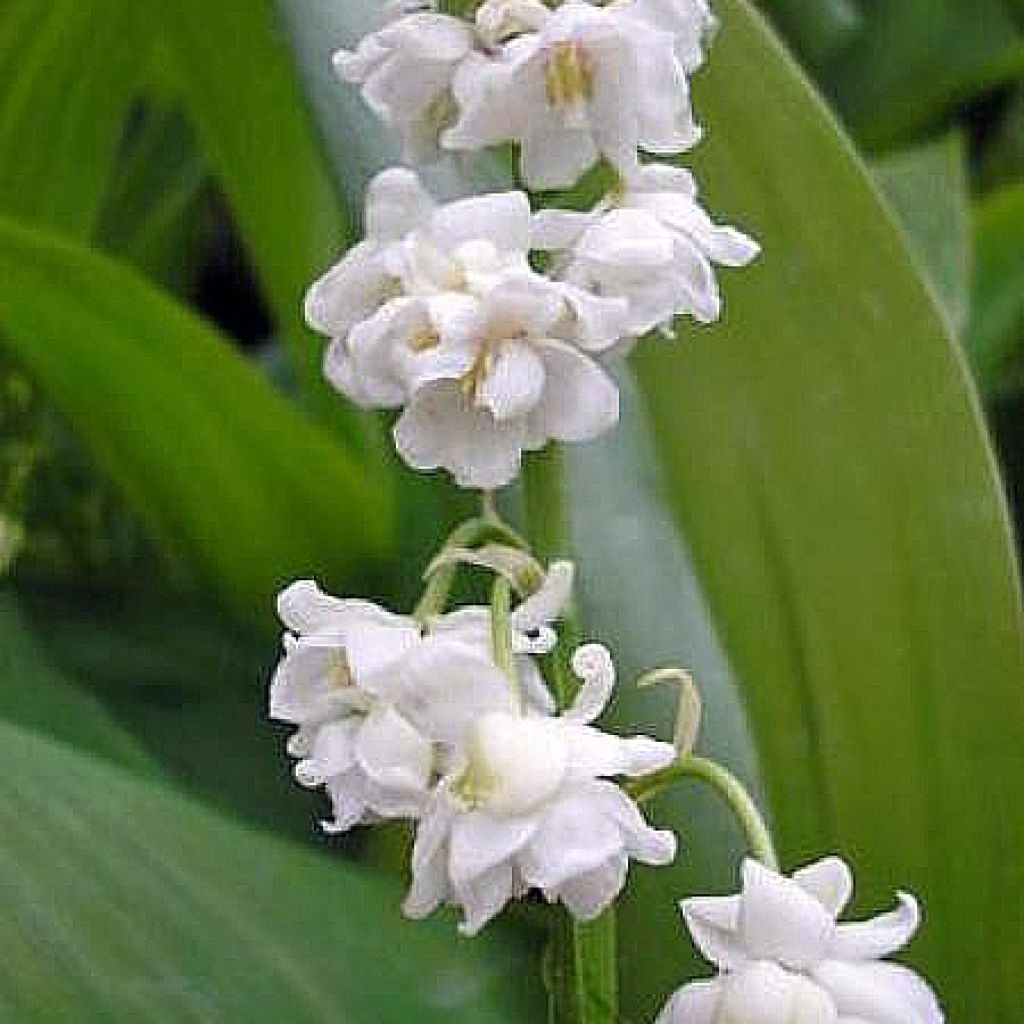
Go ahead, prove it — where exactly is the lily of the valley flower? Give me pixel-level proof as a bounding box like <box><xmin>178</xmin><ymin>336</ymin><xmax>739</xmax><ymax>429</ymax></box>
<box><xmin>533</xmin><ymin>163</ymin><xmax>760</xmax><ymax>340</ymax></box>
<box><xmin>403</xmin><ymin>643</ymin><xmax>678</xmax><ymax>934</ymax></box>
<box><xmin>444</xmin><ymin>1</ymin><xmax>701</xmax><ymax>189</ymax></box>
<box><xmin>656</xmin><ymin>857</ymin><xmax>943</xmax><ymax>1024</ymax></box>
<box><xmin>270</xmin><ymin>562</ymin><xmax>575</xmax><ymax>831</ymax></box>
<box><xmin>269</xmin><ymin>580</ymin><xmax>432</xmax><ymax>831</ymax></box>
<box><xmin>305</xmin><ymin>167</ymin><xmax>626</xmax><ymax>489</ymax></box>
<box><xmin>334</xmin><ymin>9</ymin><xmax>475</xmax><ymax>162</ymax></box>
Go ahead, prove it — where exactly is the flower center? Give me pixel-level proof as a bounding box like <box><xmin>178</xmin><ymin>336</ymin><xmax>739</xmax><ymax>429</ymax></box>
<box><xmin>408</xmin><ymin>326</ymin><xmax>441</xmax><ymax>352</ymax></box>
<box><xmin>327</xmin><ymin>650</ymin><xmax>354</xmax><ymax>690</ymax></box>
<box><xmin>456</xmin><ymin>712</ymin><xmax>569</xmax><ymax>815</ymax></box>
<box><xmin>545</xmin><ymin>41</ymin><xmax>593</xmax><ymax>110</ymax></box>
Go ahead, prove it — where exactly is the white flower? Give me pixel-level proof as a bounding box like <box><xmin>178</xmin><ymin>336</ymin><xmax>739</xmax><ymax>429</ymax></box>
<box><xmin>334</xmin><ymin>10</ymin><xmax>476</xmax><ymax>162</ymax></box>
<box><xmin>306</xmin><ymin>167</ymin><xmax>627</xmax><ymax>488</ymax></box>
<box><xmin>392</xmin><ymin>273</ymin><xmax>621</xmax><ymax>488</ymax></box>
<box><xmin>621</xmin><ymin>0</ymin><xmax>717</xmax><ymax>74</ymax></box>
<box><xmin>656</xmin><ymin>857</ymin><xmax>944</xmax><ymax>1024</ymax></box>
<box><xmin>270</xmin><ymin>563</ymin><xmax>574</xmax><ymax>830</ymax></box>
<box><xmin>269</xmin><ymin>580</ymin><xmax>432</xmax><ymax>831</ymax></box>
<box><xmin>443</xmin><ymin>1</ymin><xmax>700</xmax><ymax>189</ymax></box>
<box><xmin>402</xmin><ymin>643</ymin><xmax>678</xmax><ymax>934</ymax></box>
<box><xmin>533</xmin><ymin>163</ymin><xmax>759</xmax><ymax>340</ymax></box>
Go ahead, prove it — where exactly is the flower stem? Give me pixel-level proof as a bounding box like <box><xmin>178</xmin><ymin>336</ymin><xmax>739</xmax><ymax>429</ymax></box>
<box><xmin>628</xmin><ymin>755</ymin><xmax>779</xmax><ymax>870</ymax></box>
<box><xmin>523</xmin><ymin>446</ymin><xmax>618</xmax><ymax>1024</ymax></box>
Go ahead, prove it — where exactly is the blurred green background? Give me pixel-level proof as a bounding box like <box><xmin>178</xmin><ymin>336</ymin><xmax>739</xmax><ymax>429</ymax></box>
<box><xmin>0</xmin><ymin>0</ymin><xmax>1022</xmax><ymax>1021</ymax></box>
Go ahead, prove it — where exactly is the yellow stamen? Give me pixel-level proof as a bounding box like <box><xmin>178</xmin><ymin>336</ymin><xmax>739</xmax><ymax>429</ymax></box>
<box><xmin>545</xmin><ymin>41</ymin><xmax>593</xmax><ymax>109</ymax></box>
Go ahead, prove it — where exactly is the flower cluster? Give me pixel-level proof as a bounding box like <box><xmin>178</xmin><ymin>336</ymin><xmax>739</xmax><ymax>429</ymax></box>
<box><xmin>270</xmin><ymin>2</ymin><xmax>947</xmax><ymax>1020</ymax></box>
<box><xmin>308</xmin><ymin>0</ymin><xmax>758</xmax><ymax>489</ymax></box>
<box><xmin>658</xmin><ymin>858</ymin><xmax>943</xmax><ymax>1024</ymax></box>
<box><xmin>270</xmin><ymin>563</ymin><xmax>678</xmax><ymax>934</ymax></box>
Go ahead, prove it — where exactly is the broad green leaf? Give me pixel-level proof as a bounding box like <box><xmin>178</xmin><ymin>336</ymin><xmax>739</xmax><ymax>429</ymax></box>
<box><xmin>17</xmin><ymin>584</ymin><xmax>318</xmax><ymax>839</ymax></box>
<box><xmin>874</xmin><ymin>134</ymin><xmax>971</xmax><ymax>336</ymax></box>
<box><xmin>630</xmin><ymin>2</ymin><xmax>1024</xmax><ymax>1019</ymax></box>
<box><xmin>94</xmin><ymin>103</ymin><xmax>210</xmax><ymax>295</ymax></box>
<box><xmin>0</xmin><ymin>0</ymin><xmax>148</xmax><ymax>236</ymax></box>
<box><xmin>0</xmin><ymin>590</ymin><xmax>153</xmax><ymax>771</ymax></box>
<box><xmin>156</xmin><ymin>0</ymin><xmax>372</xmax><ymax>447</ymax></box>
<box><xmin>0</xmin><ymin>717</ymin><xmax>541</xmax><ymax>1023</ymax></box>
<box><xmin>969</xmin><ymin>184</ymin><xmax>1024</xmax><ymax>394</ymax></box>
<box><xmin>0</xmin><ymin>217</ymin><xmax>391</xmax><ymax>625</ymax></box>
<box><xmin>568</xmin><ymin>369</ymin><xmax>763</xmax><ymax>1012</ymax></box>
<box><xmin>821</xmin><ymin>0</ymin><xmax>1024</xmax><ymax>149</ymax></box>
<box><xmin>756</xmin><ymin>0</ymin><xmax>863</xmax><ymax>66</ymax></box>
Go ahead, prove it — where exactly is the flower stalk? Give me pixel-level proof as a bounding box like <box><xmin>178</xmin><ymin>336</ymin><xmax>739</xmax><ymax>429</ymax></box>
<box><xmin>523</xmin><ymin>445</ymin><xmax>618</xmax><ymax>1024</ymax></box>
<box><xmin>628</xmin><ymin>754</ymin><xmax>779</xmax><ymax>871</ymax></box>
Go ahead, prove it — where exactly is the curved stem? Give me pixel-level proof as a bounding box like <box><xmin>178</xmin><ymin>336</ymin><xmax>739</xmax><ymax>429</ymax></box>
<box><xmin>413</xmin><ymin>513</ymin><xmax>530</xmax><ymax>622</ymax></box>
<box><xmin>629</xmin><ymin>755</ymin><xmax>779</xmax><ymax>871</ymax></box>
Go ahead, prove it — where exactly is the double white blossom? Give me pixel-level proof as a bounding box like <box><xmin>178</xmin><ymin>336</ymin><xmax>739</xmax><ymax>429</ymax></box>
<box><xmin>446</xmin><ymin>1</ymin><xmax>700</xmax><ymax>188</ymax></box>
<box><xmin>403</xmin><ymin>644</ymin><xmax>678</xmax><ymax>934</ymax></box>
<box><xmin>534</xmin><ymin>164</ymin><xmax>759</xmax><ymax>339</ymax></box>
<box><xmin>305</xmin><ymin>167</ymin><xmax>625</xmax><ymax>489</ymax></box>
<box><xmin>269</xmin><ymin>563</ymin><xmax>572</xmax><ymax>831</ymax></box>
<box><xmin>336</xmin><ymin>0</ymin><xmax>713</xmax><ymax>189</ymax></box>
<box><xmin>656</xmin><ymin>857</ymin><xmax>943</xmax><ymax>1024</ymax></box>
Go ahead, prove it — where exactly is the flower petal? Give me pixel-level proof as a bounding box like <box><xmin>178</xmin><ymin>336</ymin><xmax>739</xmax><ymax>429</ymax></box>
<box><xmin>829</xmin><ymin>892</ymin><xmax>921</xmax><ymax>961</ymax></box>
<box><xmin>739</xmin><ymin>858</ymin><xmax>837</xmax><ymax>970</ymax></box>
<box><xmin>654</xmin><ymin>980</ymin><xmax>722</xmax><ymax>1024</ymax></box>
<box><xmin>793</xmin><ymin>856</ymin><xmax>854</xmax><ymax>919</ymax></box>
<box><xmin>395</xmin><ymin>380</ymin><xmax>528</xmax><ymax>489</ymax></box>
<box><xmin>563</xmin><ymin>643</ymin><xmax>615</xmax><ymax>723</ymax></box>
<box><xmin>355</xmin><ymin>704</ymin><xmax>433</xmax><ymax>794</ymax></box>
<box><xmin>449</xmin><ymin>810</ymin><xmax>537</xmax><ymax>886</ymax></box>
<box><xmin>534</xmin><ymin>341</ymin><xmax>619</xmax><ymax>443</ymax></box>
<box><xmin>813</xmin><ymin>960</ymin><xmax>943</xmax><ymax>1024</ymax></box>
<box><xmin>681</xmin><ymin>892</ymin><xmax>747</xmax><ymax>971</ymax></box>
<box><xmin>511</xmin><ymin>560</ymin><xmax>575</xmax><ymax>635</ymax></box>
<box><xmin>430</xmin><ymin>191</ymin><xmax>533</xmax><ymax>256</ymax></box>
<box><xmin>456</xmin><ymin>861</ymin><xmax>517</xmax><ymax>935</ymax></box>
<box><xmin>552</xmin><ymin>855</ymin><xmax>628</xmax><ymax>920</ymax></box>
<box><xmin>477</xmin><ymin>340</ymin><xmax>547</xmax><ymax>422</ymax></box>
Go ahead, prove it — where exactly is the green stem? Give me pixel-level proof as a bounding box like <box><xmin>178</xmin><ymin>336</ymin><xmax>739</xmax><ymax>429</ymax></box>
<box><xmin>413</xmin><ymin>513</ymin><xmax>529</xmax><ymax>622</ymax></box>
<box><xmin>629</xmin><ymin>755</ymin><xmax>779</xmax><ymax>870</ymax></box>
<box><xmin>522</xmin><ymin>446</ymin><xmax>617</xmax><ymax>1024</ymax></box>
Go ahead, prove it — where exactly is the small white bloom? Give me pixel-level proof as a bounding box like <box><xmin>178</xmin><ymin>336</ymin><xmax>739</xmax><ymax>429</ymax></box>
<box><xmin>533</xmin><ymin>163</ymin><xmax>759</xmax><ymax>340</ymax></box>
<box><xmin>269</xmin><ymin>580</ymin><xmax>433</xmax><ymax>831</ymax></box>
<box><xmin>655</xmin><ymin>857</ymin><xmax>943</xmax><ymax>1024</ymax></box>
<box><xmin>334</xmin><ymin>10</ymin><xmax>476</xmax><ymax>162</ymax></box>
<box><xmin>402</xmin><ymin>643</ymin><xmax>678</xmax><ymax>934</ymax></box>
<box><xmin>392</xmin><ymin>273</ymin><xmax>621</xmax><ymax>488</ymax></box>
<box><xmin>443</xmin><ymin>1</ymin><xmax>700</xmax><ymax>189</ymax></box>
<box><xmin>621</xmin><ymin>0</ymin><xmax>717</xmax><ymax>74</ymax></box>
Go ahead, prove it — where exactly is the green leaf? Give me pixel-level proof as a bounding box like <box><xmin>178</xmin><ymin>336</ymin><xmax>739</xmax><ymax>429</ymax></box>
<box><xmin>0</xmin><ymin>217</ymin><xmax>391</xmax><ymax>625</ymax></box>
<box><xmin>821</xmin><ymin>0</ymin><xmax>1024</xmax><ymax>149</ymax></box>
<box><xmin>630</xmin><ymin>2</ymin><xmax>1024</xmax><ymax>1020</ymax></box>
<box><xmin>0</xmin><ymin>590</ymin><xmax>153</xmax><ymax>771</ymax></box>
<box><xmin>969</xmin><ymin>184</ymin><xmax>1024</xmax><ymax>394</ymax></box>
<box><xmin>156</xmin><ymin>0</ymin><xmax>366</xmax><ymax>430</ymax></box>
<box><xmin>17</xmin><ymin>584</ymin><xmax>319</xmax><ymax>839</ymax></box>
<box><xmin>568</xmin><ymin>369</ymin><xmax>763</xmax><ymax>1014</ymax></box>
<box><xmin>756</xmin><ymin>0</ymin><xmax>864</xmax><ymax>67</ymax></box>
<box><xmin>0</xmin><ymin>0</ymin><xmax>148</xmax><ymax>236</ymax></box>
<box><xmin>0</xmin><ymin>716</ymin><xmax>541</xmax><ymax>1023</ymax></box>
<box><xmin>873</xmin><ymin>133</ymin><xmax>971</xmax><ymax>336</ymax></box>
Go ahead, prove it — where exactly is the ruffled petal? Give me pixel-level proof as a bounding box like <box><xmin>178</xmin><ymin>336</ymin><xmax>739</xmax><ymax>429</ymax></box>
<box><xmin>449</xmin><ymin>811</ymin><xmax>537</xmax><ymax>886</ymax></box>
<box><xmin>430</xmin><ymin>191</ymin><xmax>533</xmax><ymax>256</ymax></box>
<box><xmin>477</xmin><ymin>340</ymin><xmax>547</xmax><ymax>422</ymax></box>
<box><xmin>456</xmin><ymin>861</ymin><xmax>517</xmax><ymax>935</ymax></box>
<box><xmin>394</xmin><ymin>380</ymin><xmax>528</xmax><ymax>489</ymax></box>
<box><xmin>793</xmin><ymin>857</ymin><xmax>854</xmax><ymax>919</ymax></box>
<box><xmin>829</xmin><ymin>892</ymin><xmax>921</xmax><ymax>961</ymax></box>
<box><xmin>681</xmin><ymin>892</ymin><xmax>747</xmax><ymax>971</ymax></box>
<box><xmin>393</xmin><ymin>637</ymin><xmax>514</xmax><ymax>744</ymax></box>
<box><xmin>654</xmin><ymin>980</ymin><xmax>722</xmax><ymax>1024</ymax></box>
<box><xmin>739</xmin><ymin>859</ymin><xmax>836</xmax><ymax>970</ymax></box>
<box><xmin>588</xmin><ymin>779</ymin><xmax>677</xmax><ymax>864</ymax></box>
<box><xmin>533</xmin><ymin>341</ymin><xmax>619</xmax><ymax>443</ymax></box>
<box><xmin>552</xmin><ymin>855</ymin><xmax>628</xmax><ymax>920</ymax></box>
<box><xmin>813</xmin><ymin>960</ymin><xmax>943</xmax><ymax>1024</ymax></box>
<box><xmin>563</xmin><ymin>643</ymin><xmax>615</xmax><ymax>723</ymax></box>
<box><xmin>355</xmin><ymin>704</ymin><xmax>433</xmax><ymax>794</ymax></box>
